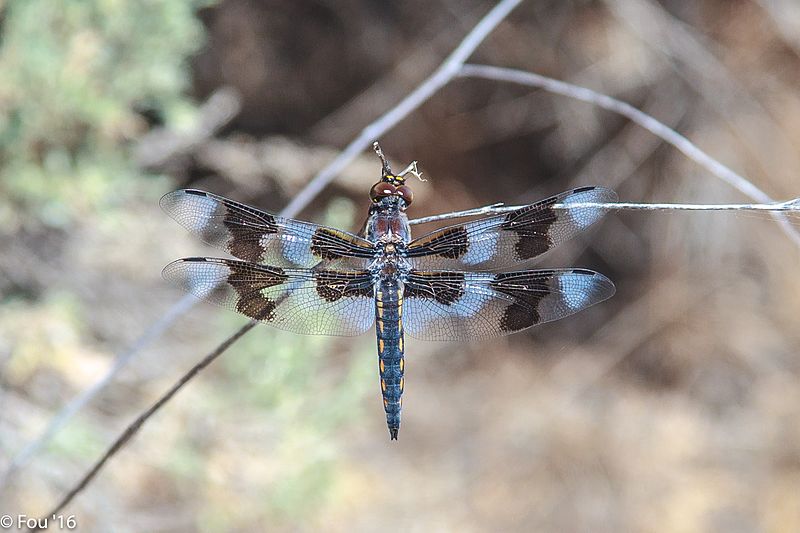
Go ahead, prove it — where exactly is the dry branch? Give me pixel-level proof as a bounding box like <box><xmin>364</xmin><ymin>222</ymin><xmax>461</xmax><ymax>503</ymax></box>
<box><xmin>457</xmin><ymin>64</ymin><xmax>800</xmax><ymax>247</ymax></box>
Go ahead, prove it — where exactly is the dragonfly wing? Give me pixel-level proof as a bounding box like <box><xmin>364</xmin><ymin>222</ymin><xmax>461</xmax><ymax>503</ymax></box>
<box><xmin>403</xmin><ymin>268</ymin><xmax>615</xmax><ymax>341</ymax></box>
<box><xmin>161</xmin><ymin>189</ymin><xmax>376</xmax><ymax>268</ymax></box>
<box><xmin>163</xmin><ymin>257</ymin><xmax>376</xmax><ymax>336</ymax></box>
<box><xmin>406</xmin><ymin>186</ymin><xmax>616</xmax><ymax>271</ymax></box>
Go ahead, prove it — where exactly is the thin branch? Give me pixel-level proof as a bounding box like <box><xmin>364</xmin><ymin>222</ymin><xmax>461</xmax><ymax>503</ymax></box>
<box><xmin>408</xmin><ymin>202</ymin><xmax>507</xmax><ymax>224</ymax></box>
<box><xmin>408</xmin><ymin>198</ymin><xmax>800</xmax><ymax>225</ymax></box>
<box><xmin>605</xmin><ymin>0</ymin><xmax>800</xmax><ymax>175</ymax></box>
<box><xmin>28</xmin><ymin>321</ymin><xmax>258</xmax><ymax>532</ymax></box>
<box><xmin>755</xmin><ymin>0</ymin><xmax>800</xmax><ymax>57</ymax></box>
<box><xmin>280</xmin><ymin>0</ymin><xmax>523</xmax><ymax>219</ymax></box>
<box><xmin>27</xmin><ymin>0</ymin><xmax>523</xmax><ymax>523</ymax></box>
<box><xmin>456</xmin><ymin>64</ymin><xmax>800</xmax><ymax>248</ymax></box>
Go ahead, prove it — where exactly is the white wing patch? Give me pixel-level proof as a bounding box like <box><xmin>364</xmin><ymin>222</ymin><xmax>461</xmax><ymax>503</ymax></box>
<box><xmin>561</xmin><ymin>188</ymin><xmax>613</xmax><ymax>230</ymax></box>
<box><xmin>559</xmin><ymin>274</ymin><xmax>591</xmax><ymax>311</ymax></box>
<box><xmin>460</xmin><ymin>230</ymin><xmax>500</xmax><ymax>266</ymax></box>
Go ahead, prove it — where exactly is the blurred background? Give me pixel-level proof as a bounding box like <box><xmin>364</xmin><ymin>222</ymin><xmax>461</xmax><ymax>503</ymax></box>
<box><xmin>1</xmin><ymin>0</ymin><xmax>799</xmax><ymax>531</ymax></box>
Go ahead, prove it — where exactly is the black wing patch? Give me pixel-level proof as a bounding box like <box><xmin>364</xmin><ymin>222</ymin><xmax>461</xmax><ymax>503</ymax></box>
<box><xmin>403</xmin><ymin>268</ymin><xmax>615</xmax><ymax>341</ymax></box>
<box><xmin>163</xmin><ymin>257</ymin><xmax>375</xmax><ymax>336</ymax></box>
<box><xmin>161</xmin><ymin>189</ymin><xmax>376</xmax><ymax>268</ymax></box>
<box><xmin>405</xmin><ymin>187</ymin><xmax>616</xmax><ymax>271</ymax></box>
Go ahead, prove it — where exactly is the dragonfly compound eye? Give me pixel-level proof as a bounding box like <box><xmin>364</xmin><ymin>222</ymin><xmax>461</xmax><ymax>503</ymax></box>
<box><xmin>370</xmin><ymin>182</ymin><xmax>396</xmax><ymax>202</ymax></box>
<box><xmin>395</xmin><ymin>185</ymin><xmax>413</xmax><ymax>206</ymax></box>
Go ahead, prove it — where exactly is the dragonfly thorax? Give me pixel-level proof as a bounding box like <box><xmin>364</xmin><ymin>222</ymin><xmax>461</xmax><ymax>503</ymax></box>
<box><xmin>365</xmin><ymin>202</ymin><xmax>411</xmax><ymax>244</ymax></box>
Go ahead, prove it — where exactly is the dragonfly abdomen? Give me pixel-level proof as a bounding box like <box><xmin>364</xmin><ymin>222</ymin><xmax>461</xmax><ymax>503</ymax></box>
<box><xmin>375</xmin><ymin>279</ymin><xmax>405</xmax><ymax>440</ymax></box>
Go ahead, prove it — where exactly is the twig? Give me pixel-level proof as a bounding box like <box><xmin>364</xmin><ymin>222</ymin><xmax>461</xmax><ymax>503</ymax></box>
<box><xmin>605</xmin><ymin>0</ymin><xmax>800</xmax><ymax>177</ymax></box>
<box><xmin>408</xmin><ymin>199</ymin><xmax>800</xmax><ymax>225</ymax></box>
<box><xmin>408</xmin><ymin>202</ymin><xmax>506</xmax><ymax>224</ymax></box>
<box><xmin>280</xmin><ymin>0</ymin><xmax>523</xmax><ymax>219</ymax></box>
<box><xmin>27</xmin><ymin>1</ymin><xmax>523</xmax><ymax>525</ymax></box>
<box><xmin>456</xmin><ymin>64</ymin><xmax>800</xmax><ymax>248</ymax></box>
<box><xmin>27</xmin><ymin>321</ymin><xmax>258</xmax><ymax>532</ymax></box>
<box><xmin>755</xmin><ymin>0</ymin><xmax>800</xmax><ymax>56</ymax></box>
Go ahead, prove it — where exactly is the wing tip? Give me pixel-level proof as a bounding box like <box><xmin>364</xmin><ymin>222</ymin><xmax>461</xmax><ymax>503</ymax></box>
<box><xmin>161</xmin><ymin>257</ymin><xmax>215</xmax><ymax>280</ymax></box>
<box><xmin>596</xmin><ymin>274</ymin><xmax>616</xmax><ymax>302</ymax></box>
<box><xmin>570</xmin><ymin>268</ymin><xmax>616</xmax><ymax>301</ymax></box>
<box><xmin>161</xmin><ymin>258</ymin><xmax>182</xmax><ymax>280</ymax></box>
<box><xmin>159</xmin><ymin>188</ymin><xmax>211</xmax><ymax>212</ymax></box>
<box><xmin>161</xmin><ymin>258</ymin><xmax>185</xmax><ymax>281</ymax></box>
<box><xmin>159</xmin><ymin>189</ymin><xmax>179</xmax><ymax>212</ymax></box>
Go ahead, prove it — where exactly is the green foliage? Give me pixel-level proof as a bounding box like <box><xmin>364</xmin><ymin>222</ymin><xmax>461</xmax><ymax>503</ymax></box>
<box><xmin>0</xmin><ymin>0</ymin><xmax>214</xmax><ymax>226</ymax></box>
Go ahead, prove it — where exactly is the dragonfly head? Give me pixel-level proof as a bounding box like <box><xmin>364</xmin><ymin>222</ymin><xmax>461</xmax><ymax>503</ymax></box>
<box><xmin>369</xmin><ymin>180</ymin><xmax>414</xmax><ymax>208</ymax></box>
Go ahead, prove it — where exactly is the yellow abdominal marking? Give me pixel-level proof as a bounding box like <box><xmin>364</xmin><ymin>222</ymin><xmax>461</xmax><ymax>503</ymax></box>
<box><xmin>400</xmin><ymin>378</ymin><xmax>404</xmax><ymax>391</ymax></box>
<box><xmin>398</xmin><ymin>337</ymin><xmax>403</xmax><ymax>351</ymax></box>
<box><xmin>399</xmin><ymin>358</ymin><xmax>404</xmax><ymax>372</ymax></box>
<box><xmin>379</xmin><ymin>359</ymin><xmax>385</xmax><ymax>373</ymax></box>
<box><xmin>377</xmin><ymin>320</ymin><xmax>384</xmax><ymax>334</ymax></box>
<box><xmin>378</xmin><ymin>339</ymin><xmax>385</xmax><ymax>352</ymax></box>
<box><xmin>381</xmin><ymin>379</ymin><xmax>386</xmax><ymax>392</ymax></box>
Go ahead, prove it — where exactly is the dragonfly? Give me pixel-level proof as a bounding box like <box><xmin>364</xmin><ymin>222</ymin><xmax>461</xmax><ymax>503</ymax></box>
<box><xmin>161</xmin><ymin>145</ymin><xmax>617</xmax><ymax>440</ymax></box>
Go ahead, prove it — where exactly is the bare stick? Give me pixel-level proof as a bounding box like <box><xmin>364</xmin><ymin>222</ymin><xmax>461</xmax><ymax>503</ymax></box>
<box><xmin>373</xmin><ymin>141</ymin><xmax>392</xmax><ymax>176</ymax></box>
<box><xmin>408</xmin><ymin>198</ymin><xmax>800</xmax><ymax>225</ymax></box>
<box><xmin>755</xmin><ymin>0</ymin><xmax>800</xmax><ymax>56</ymax></box>
<box><xmin>27</xmin><ymin>321</ymin><xmax>258</xmax><ymax>532</ymax></box>
<box><xmin>456</xmin><ymin>64</ymin><xmax>800</xmax><ymax>248</ymax></box>
<box><xmin>408</xmin><ymin>202</ymin><xmax>507</xmax><ymax>224</ymax></box>
<box><xmin>280</xmin><ymin>0</ymin><xmax>523</xmax><ymax>219</ymax></box>
<box><xmin>26</xmin><ymin>0</ymin><xmax>524</xmax><ymax>523</ymax></box>
<box><xmin>605</xmin><ymin>0</ymin><xmax>800</xmax><ymax>175</ymax></box>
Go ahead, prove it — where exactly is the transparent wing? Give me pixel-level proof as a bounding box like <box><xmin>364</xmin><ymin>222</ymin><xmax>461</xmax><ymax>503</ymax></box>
<box><xmin>161</xmin><ymin>189</ymin><xmax>376</xmax><ymax>268</ymax></box>
<box><xmin>163</xmin><ymin>257</ymin><xmax>375</xmax><ymax>336</ymax></box>
<box><xmin>405</xmin><ymin>187</ymin><xmax>617</xmax><ymax>271</ymax></box>
<box><xmin>403</xmin><ymin>268</ymin><xmax>615</xmax><ymax>341</ymax></box>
